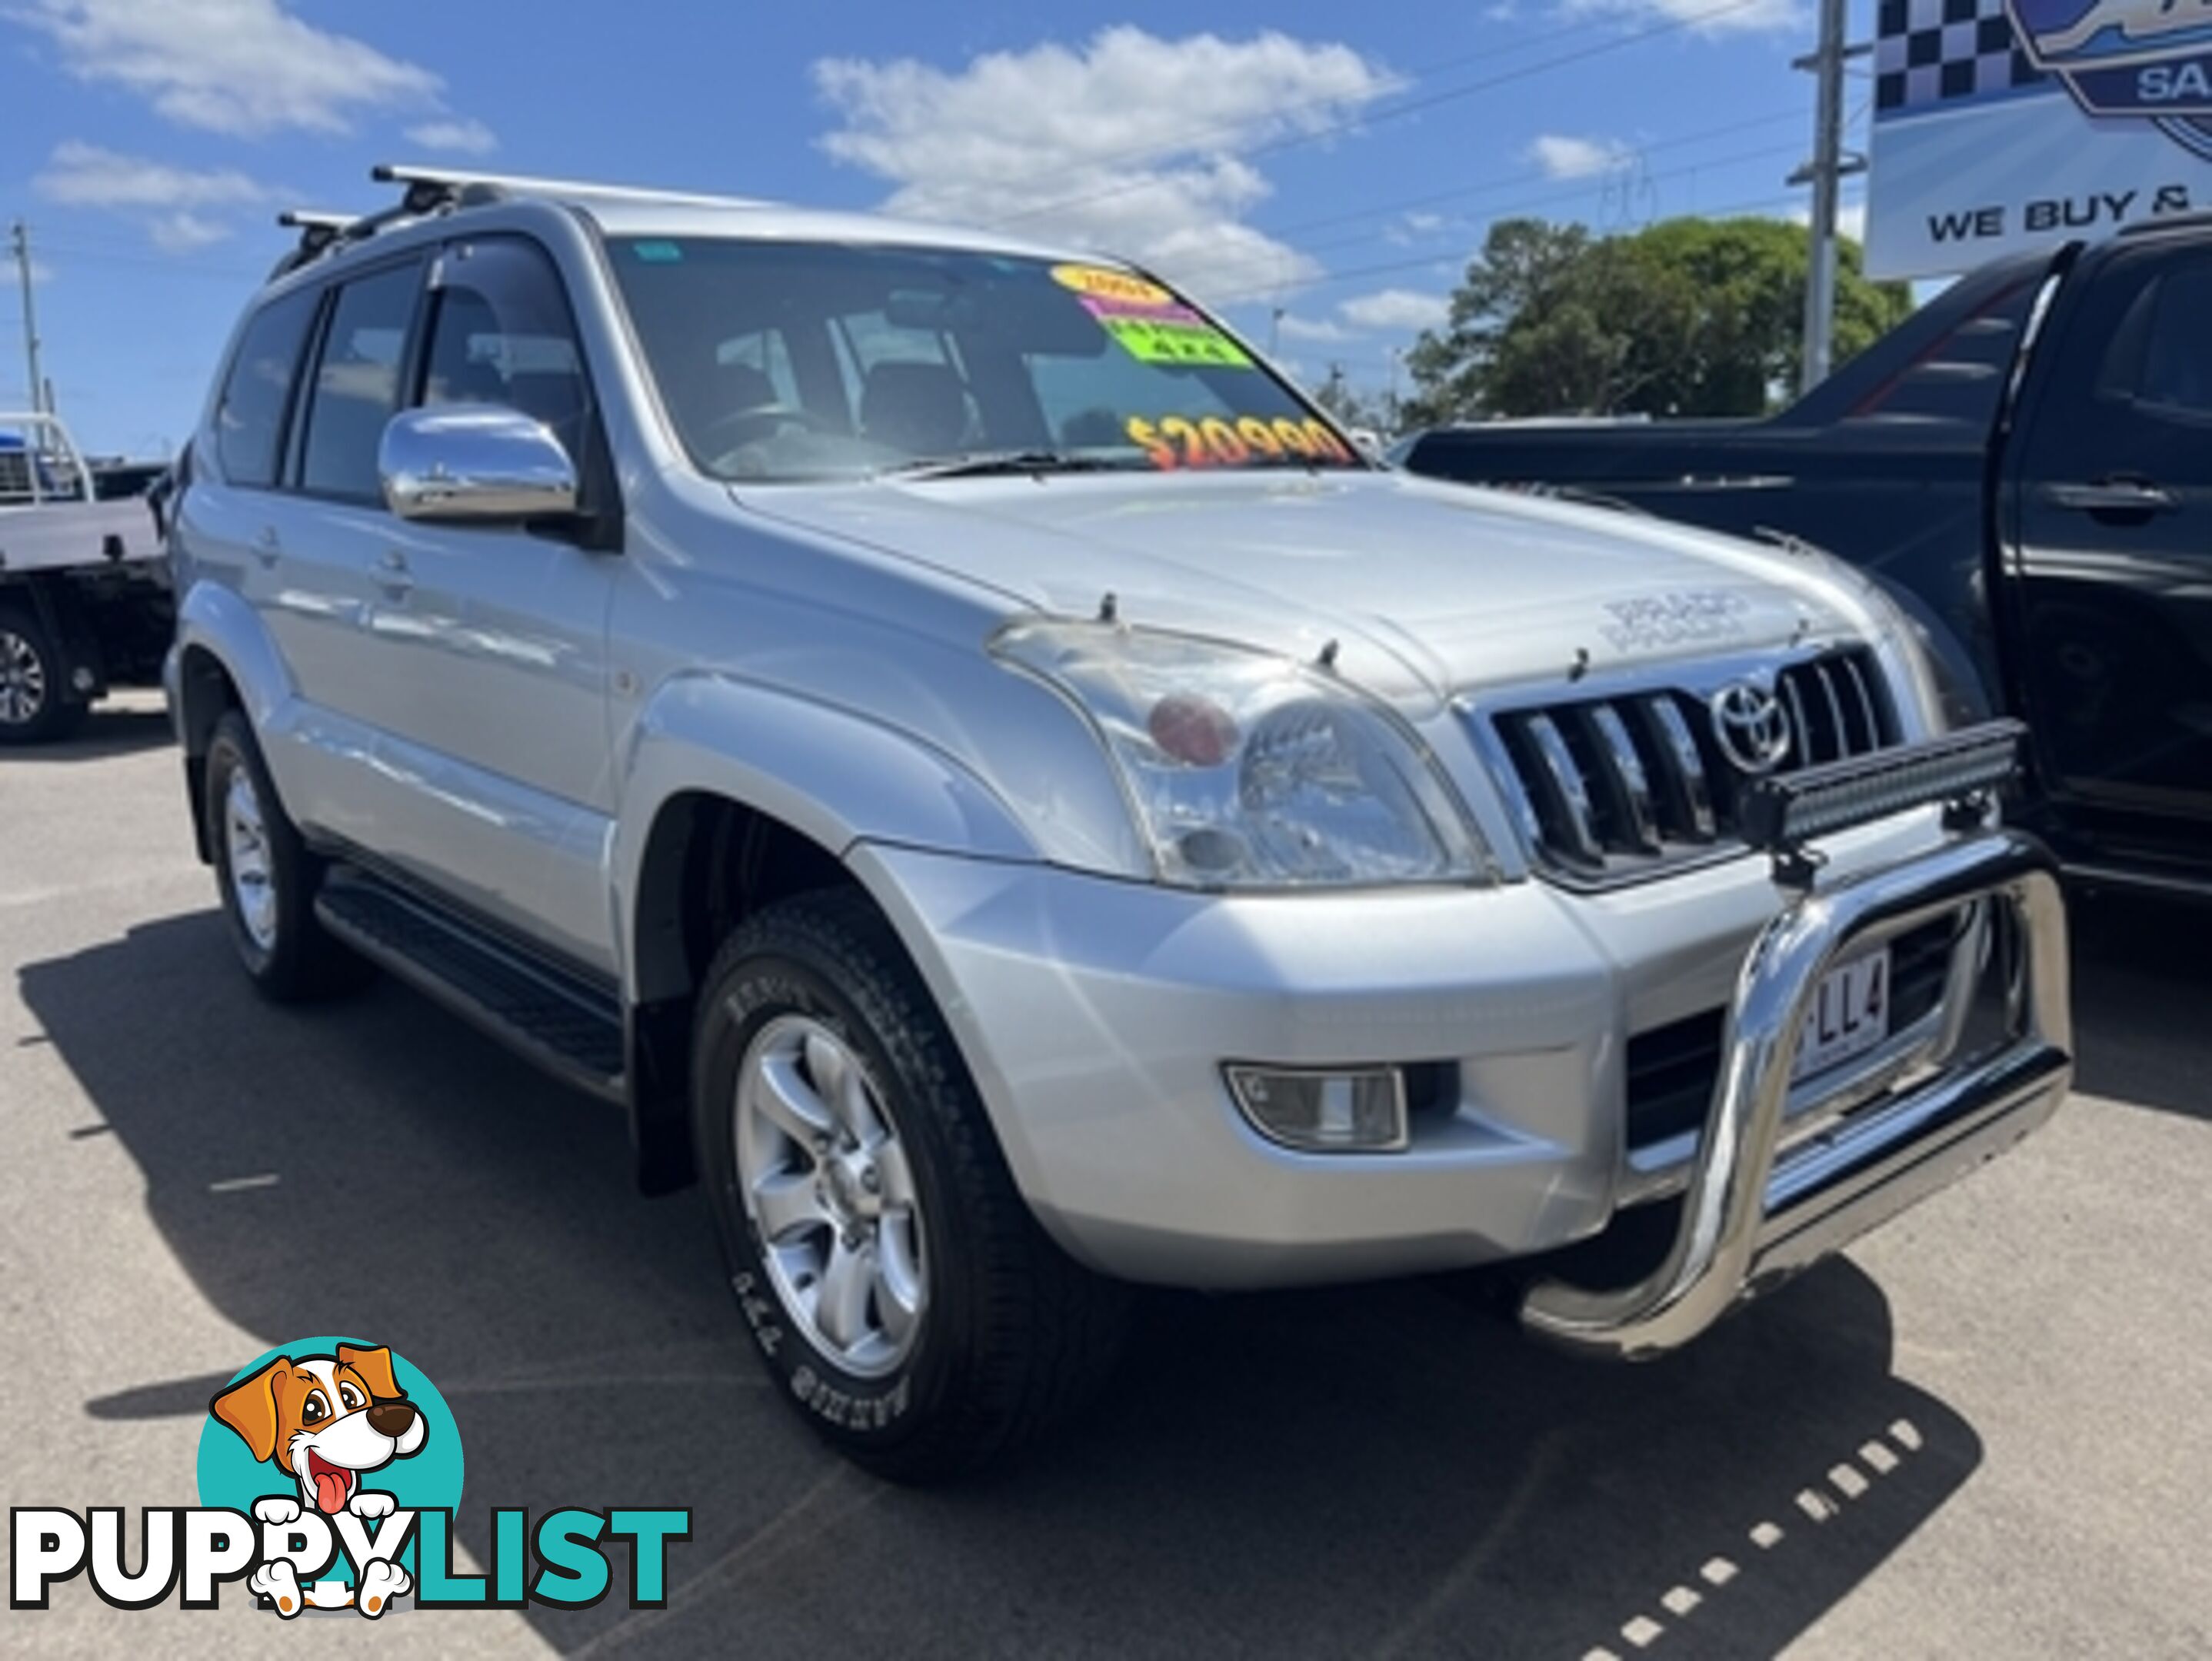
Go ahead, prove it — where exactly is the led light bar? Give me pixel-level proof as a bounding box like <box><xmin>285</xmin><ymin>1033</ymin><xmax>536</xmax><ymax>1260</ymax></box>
<box><xmin>1737</xmin><ymin>719</ymin><xmax>2025</xmax><ymax>854</ymax></box>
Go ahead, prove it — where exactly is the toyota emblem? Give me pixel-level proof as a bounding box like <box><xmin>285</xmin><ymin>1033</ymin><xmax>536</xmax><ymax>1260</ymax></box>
<box><xmin>1708</xmin><ymin>680</ymin><xmax>1792</xmax><ymax>774</ymax></box>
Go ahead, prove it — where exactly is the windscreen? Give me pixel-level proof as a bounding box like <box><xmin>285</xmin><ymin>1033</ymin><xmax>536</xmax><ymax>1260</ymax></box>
<box><xmin>603</xmin><ymin>237</ymin><xmax>1362</xmax><ymax>481</ymax></box>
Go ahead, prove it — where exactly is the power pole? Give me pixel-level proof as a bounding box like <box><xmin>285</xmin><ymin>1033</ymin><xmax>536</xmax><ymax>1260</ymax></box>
<box><xmin>1791</xmin><ymin>0</ymin><xmax>1868</xmax><ymax>395</ymax></box>
<box><xmin>11</xmin><ymin>220</ymin><xmax>47</xmax><ymax>414</ymax></box>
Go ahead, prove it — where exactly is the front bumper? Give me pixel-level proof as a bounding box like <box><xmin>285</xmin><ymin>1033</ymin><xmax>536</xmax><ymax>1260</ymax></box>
<box><xmin>854</xmin><ymin>811</ymin><xmax>2068</xmax><ymax>1355</ymax></box>
<box><xmin>1520</xmin><ymin>826</ymin><xmax>2070</xmax><ymax>1358</ymax></box>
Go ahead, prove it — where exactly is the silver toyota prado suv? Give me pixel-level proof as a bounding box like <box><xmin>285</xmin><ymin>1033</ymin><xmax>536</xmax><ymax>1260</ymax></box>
<box><xmin>168</xmin><ymin>166</ymin><xmax>2074</xmax><ymax>1480</ymax></box>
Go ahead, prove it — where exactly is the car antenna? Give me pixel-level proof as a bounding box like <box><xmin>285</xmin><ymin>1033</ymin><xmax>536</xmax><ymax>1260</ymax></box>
<box><xmin>1098</xmin><ymin>591</ymin><xmax>1119</xmax><ymax>624</ymax></box>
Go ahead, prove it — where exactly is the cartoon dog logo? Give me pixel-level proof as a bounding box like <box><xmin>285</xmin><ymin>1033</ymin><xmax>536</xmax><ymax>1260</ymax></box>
<box><xmin>210</xmin><ymin>1343</ymin><xmax>425</xmax><ymax>1616</ymax></box>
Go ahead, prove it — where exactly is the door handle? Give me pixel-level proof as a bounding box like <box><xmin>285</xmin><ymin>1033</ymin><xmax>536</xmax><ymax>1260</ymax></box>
<box><xmin>375</xmin><ymin>548</ymin><xmax>414</xmax><ymax>597</ymax></box>
<box><xmin>253</xmin><ymin>525</ymin><xmax>281</xmax><ymax>568</ymax></box>
<box><xmin>2045</xmin><ymin>479</ymin><xmax>2179</xmax><ymax>515</ymax></box>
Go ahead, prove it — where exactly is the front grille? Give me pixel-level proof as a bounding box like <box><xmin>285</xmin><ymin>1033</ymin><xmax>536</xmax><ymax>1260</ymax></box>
<box><xmin>1624</xmin><ymin>912</ymin><xmax>1961</xmax><ymax>1151</ymax></box>
<box><xmin>1483</xmin><ymin>647</ymin><xmax>1897</xmax><ymax>884</ymax></box>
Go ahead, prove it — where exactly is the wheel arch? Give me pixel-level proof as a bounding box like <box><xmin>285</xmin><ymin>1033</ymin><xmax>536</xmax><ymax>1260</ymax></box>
<box><xmin>614</xmin><ymin>675</ymin><xmax>1041</xmax><ymax>1193</ymax></box>
<box><xmin>169</xmin><ymin>584</ymin><xmax>292</xmax><ymax>863</ymax></box>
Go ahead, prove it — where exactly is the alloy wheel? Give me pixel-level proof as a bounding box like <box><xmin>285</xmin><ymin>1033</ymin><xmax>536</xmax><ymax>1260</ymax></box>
<box><xmin>223</xmin><ymin>767</ymin><xmax>280</xmax><ymax>952</ymax></box>
<box><xmin>733</xmin><ymin>1014</ymin><xmax>927</xmax><ymax>1378</ymax></box>
<box><xmin>0</xmin><ymin>628</ymin><xmax>46</xmax><ymax>727</ymax></box>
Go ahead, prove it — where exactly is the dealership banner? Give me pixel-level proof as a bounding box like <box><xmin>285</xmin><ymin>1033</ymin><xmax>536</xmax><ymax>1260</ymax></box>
<box><xmin>1867</xmin><ymin>0</ymin><xmax>2212</xmax><ymax>279</ymax></box>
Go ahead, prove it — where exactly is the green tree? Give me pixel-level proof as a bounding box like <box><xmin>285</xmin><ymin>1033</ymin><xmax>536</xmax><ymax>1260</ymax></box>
<box><xmin>1401</xmin><ymin>215</ymin><xmax>1911</xmax><ymax>425</ymax></box>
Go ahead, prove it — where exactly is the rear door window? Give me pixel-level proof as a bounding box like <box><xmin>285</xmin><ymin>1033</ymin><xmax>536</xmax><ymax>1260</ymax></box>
<box><xmin>213</xmin><ymin>285</ymin><xmax>319</xmax><ymax>489</ymax></box>
<box><xmin>297</xmin><ymin>260</ymin><xmax>424</xmax><ymax>502</ymax></box>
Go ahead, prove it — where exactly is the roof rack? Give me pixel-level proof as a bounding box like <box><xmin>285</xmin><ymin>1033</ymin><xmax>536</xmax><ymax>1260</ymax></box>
<box><xmin>371</xmin><ymin>162</ymin><xmax>771</xmax><ymax>214</ymax></box>
<box><xmin>268</xmin><ymin>198</ymin><xmax>423</xmax><ymax>279</ymax></box>
<box><xmin>268</xmin><ymin>163</ymin><xmax>775</xmax><ymax>280</ymax></box>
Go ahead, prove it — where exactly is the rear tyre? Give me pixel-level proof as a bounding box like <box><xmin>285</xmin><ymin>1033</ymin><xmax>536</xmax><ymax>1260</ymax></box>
<box><xmin>204</xmin><ymin>711</ymin><xmax>370</xmax><ymax>1001</ymax></box>
<box><xmin>694</xmin><ymin>889</ymin><xmax>1129</xmax><ymax>1483</ymax></box>
<box><xmin>0</xmin><ymin>605</ymin><xmax>87</xmax><ymax>745</ymax></box>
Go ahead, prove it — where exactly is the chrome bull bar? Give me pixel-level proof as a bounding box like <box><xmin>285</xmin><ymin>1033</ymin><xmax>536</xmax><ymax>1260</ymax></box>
<box><xmin>1521</xmin><ymin>826</ymin><xmax>2074</xmax><ymax>1361</ymax></box>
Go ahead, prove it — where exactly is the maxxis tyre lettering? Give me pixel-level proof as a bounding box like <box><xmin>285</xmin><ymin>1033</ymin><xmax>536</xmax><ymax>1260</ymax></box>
<box><xmin>202</xmin><ymin>711</ymin><xmax>370</xmax><ymax>1002</ymax></box>
<box><xmin>692</xmin><ymin>888</ymin><xmax>1129</xmax><ymax>1483</ymax></box>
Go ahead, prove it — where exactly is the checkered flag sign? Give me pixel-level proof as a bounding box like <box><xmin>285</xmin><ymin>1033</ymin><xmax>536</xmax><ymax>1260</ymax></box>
<box><xmin>1876</xmin><ymin>0</ymin><xmax>2047</xmax><ymax>113</ymax></box>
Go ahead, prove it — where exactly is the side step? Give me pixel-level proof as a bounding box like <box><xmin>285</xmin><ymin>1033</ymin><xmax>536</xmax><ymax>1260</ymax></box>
<box><xmin>315</xmin><ymin>873</ymin><xmax>627</xmax><ymax>1104</ymax></box>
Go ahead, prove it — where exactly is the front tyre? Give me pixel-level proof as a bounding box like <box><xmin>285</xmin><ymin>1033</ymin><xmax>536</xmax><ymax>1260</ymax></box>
<box><xmin>204</xmin><ymin>711</ymin><xmax>368</xmax><ymax>1001</ymax></box>
<box><xmin>694</xmin><ymin>890</ymin><xmax>1128</xmax><ymax>1482</ymax></box>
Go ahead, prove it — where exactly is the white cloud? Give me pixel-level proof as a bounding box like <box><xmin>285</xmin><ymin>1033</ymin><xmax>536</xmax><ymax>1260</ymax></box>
<box><xmin>1384</xmin><ymin>208</ymin><xmax>1451</xmax><ymax>246</ymax></box>
<box><xmin>1526</xmin><ymin>134</ymin><xmax>1635</xmax><ymax>181</ymax></box>
<box><xmin>8</xmin><ymin>0</ymin><xmax>441</xmax><ymax>135</ymax></box>
<box><xmin>33</xmin><ymin>141</ymin><xmax>273</xmax><ymax>251</ymax></box>
<box><xmin>33</xmin><ymin>140</ymin><xmax>270</xmax><ymax>208</ymax></box>
<box><xmin>406</xmin><ymin>117</ymin><xmax>498</xmax><ymax>156</ymax></box>
<box><xmin>147</xmin><ymin>210</ymin><xmax>230</xmax><ymax>251</ymax></box>
<box><xmin>1558</xmin><ymin>0</ymin><xmax>1801</xmax><ymax>33</ymax></box>
<box><xmin>812</xmin><ymin>28</ymin><xmax>1398</xmax><ymax>302</ymax></box>
<box><xmin>1278</xmin><ymin>314</ymin><xmax>1354</xmax><ymax>342</ymax></box>
<box><xmin>1339</xmin><ymin>288</ymin><xmax>1450</xmax><ymax>331</ymax></box>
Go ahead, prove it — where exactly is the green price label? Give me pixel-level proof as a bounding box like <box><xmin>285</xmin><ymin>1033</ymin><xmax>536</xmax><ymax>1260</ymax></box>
<box><xmin>1101</xmin><ymin>317</ymin><xmax>1253</xmax><ymax>368</ymax></box>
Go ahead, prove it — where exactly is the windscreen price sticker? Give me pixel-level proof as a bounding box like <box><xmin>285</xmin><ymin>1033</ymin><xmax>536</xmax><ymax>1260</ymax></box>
<box><xmin>1094</xmin><ymin>311</ymin><xmax>1253</xmax><ymax>368</ymax></box>
<box><xmin>1124</xmin><ymin>414</ymin><xmax>1357</xmax><ymax>470</ymax></box>
<box><xmin>1051</xmin><ymin>264</ymin><xmax>1254</xmax><ymax>368</ymax></box>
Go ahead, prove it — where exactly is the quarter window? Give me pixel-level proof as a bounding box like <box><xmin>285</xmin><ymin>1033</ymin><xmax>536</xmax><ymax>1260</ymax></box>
<box><xmin>298</xmin><ymin>261</ymin><xmax>422</xmax><ymax>501</ymax></box>
<box><xmin>213</xmin><ymin>285</ymin><xmax>318</xmax><ymax>489</ymax></box>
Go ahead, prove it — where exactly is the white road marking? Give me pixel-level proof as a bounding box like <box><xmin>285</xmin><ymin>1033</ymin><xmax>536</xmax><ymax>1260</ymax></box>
<box><xmin>1581</xmin><ymin>1422</ymin><xmax>1927</xmax><ymax>1653</ymax></box>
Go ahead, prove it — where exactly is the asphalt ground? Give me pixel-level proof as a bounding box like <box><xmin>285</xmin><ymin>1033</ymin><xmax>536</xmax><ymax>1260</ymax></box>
<box><xmin>4</xmin><ymin>694</ymin><xmax>2207</xmax><ymax>1659</ymax></box>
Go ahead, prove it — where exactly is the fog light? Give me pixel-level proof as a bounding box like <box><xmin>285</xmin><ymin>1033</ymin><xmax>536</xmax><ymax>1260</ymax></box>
<box><xmin>71</xmin><ymin>666</ymin><xmax>96</xmax><ymax>693</ymax></box>
<box><xmin>1226</xmin><ymin>1065</ymin><xmax>1409</xmax><ymax>1152</ymax></box>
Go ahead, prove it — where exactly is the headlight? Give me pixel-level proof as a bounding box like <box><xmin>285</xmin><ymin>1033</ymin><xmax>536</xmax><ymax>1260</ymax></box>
<box><xmin>994</xmin><ymin>621</ymin><xmax>1490</xmax><ymax>889</ymax></box>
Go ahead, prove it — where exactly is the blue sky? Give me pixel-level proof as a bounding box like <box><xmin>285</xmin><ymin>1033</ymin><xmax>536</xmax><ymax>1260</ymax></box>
<box><xmin>0</xmin><ymin>0</ymin><xmax>1869</xmax><ymax>456</ymax></box>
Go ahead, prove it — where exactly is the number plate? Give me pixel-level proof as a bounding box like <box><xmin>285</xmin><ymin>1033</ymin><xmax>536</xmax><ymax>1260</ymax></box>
<box><xmin>1791</xmin><ymin>948</ymin><xmax>1891</xmax><ymax>1085</ymax></box>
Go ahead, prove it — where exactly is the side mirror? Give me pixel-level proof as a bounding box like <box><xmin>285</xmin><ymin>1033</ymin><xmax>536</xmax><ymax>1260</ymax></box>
<box><xmin>379</xmin><ymin>405</ymin><xmax>578</xmax><ymax>523</ymax></box>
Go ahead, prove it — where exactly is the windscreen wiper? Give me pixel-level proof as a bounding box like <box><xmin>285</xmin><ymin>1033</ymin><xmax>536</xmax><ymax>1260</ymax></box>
<box><xmin>881</xmin><ymin>449</ymin><xmax>1121</xmax><ymax>481</ymax></box>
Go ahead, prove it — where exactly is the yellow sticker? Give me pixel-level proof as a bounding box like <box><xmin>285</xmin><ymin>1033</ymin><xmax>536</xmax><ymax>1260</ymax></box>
<box><xmin>1050</xmin><ymin>263</ymin><xmax>1175</xmax><ymax>307</ymax></box>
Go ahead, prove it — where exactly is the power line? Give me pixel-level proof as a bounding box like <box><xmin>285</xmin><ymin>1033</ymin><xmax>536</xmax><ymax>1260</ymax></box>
<box><xmin>1266</xmin><ymin>137</ymin><xmax>1803</xmax><ymax>269</ymax></box>
<box><xmin>1205</xmin><ymin>188</ymin><xmax>1808</xmax><ymax>308</ymax></box>
<box><xmin>912</xmin><ymin>0</ymin><xmax>1768</xmax><ymax>225</ymax></box>
<box><xmin>1181</xmin><ymin>138</ymin><xmax>1812</xmax><ymax>299</ymax></box>
<box><xmin>1251</xmin><ymin>105</ymin><xmax>1809</xmax><ymax>245</ymax></box>
<box><xmin>26</xmin><ymin>240</ymin><xmax>268</xmax><ymax>280</ymax></box>
<box><xmin>981</xmin><ymin>0</ymin><xmax>1777</xmax><ymax>231</ymax></box>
